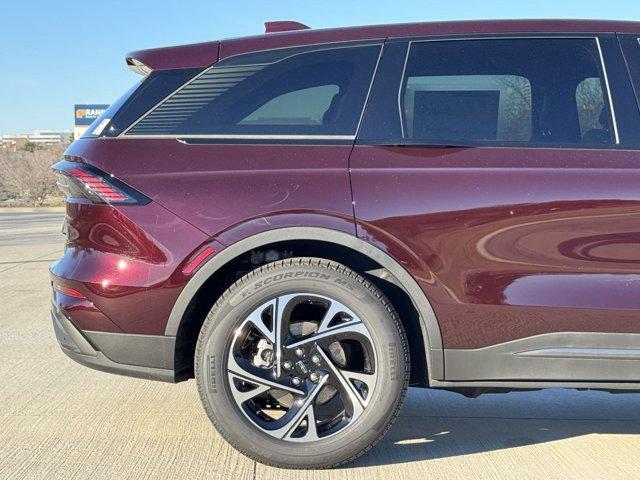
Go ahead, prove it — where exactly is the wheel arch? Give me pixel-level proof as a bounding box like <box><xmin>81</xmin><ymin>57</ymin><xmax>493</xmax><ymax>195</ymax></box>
<box><xmin>167</xmin><ymin>227</ymin><xmax>444</xmax><ymax>383</ymax></box>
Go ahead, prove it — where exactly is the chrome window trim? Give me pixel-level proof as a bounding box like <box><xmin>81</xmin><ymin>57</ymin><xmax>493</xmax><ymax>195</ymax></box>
<box><xmin>397</xmin><ymin>35</ymin><xmax>620</xmax><ymax>146</ymax></box>
<box><xmin>121</xmin><ymin>42</ymin><xmax>383</xmax><ymax>139</ymax></box>
<box><xmin>397</xmin><ymin>43</ymin><xmax>412</xmax><ymax>138</ymax></box>
<box><xmin>122</xmin><ymin>134</ymin><xmax>356</xmax><ymax>141</ymax></box>
<box><xmin>595</xmin><ymin>37</ymin><xmax>620</xmax><ymax>144</ymax></box>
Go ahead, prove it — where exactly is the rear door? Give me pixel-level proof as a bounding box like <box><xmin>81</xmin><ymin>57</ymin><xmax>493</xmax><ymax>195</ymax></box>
<box><xmin>351</xmin><ymin>35</ymin><xmax>640</xmax><ymax>383</ymax></box>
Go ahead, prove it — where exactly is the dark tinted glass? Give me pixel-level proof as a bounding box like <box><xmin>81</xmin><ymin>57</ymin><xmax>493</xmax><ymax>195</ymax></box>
<box><xmin>619</xmin><ymin>35</ymin><xmax>640</xmax><ymax>110</ymax></box>
<box><xmin>400</xmin><ymin>39</ymin><xmax>612</xmax><ymax>146</ymax></box>
<box><xmin>101</xmin><ymin>68</ymin><xmax>202</xmax><ymax>137</ymax></box>
<box><xmin>126</xmin><ymin>44</ymin><xmax>381</xmax><ymax>136</ymax></box>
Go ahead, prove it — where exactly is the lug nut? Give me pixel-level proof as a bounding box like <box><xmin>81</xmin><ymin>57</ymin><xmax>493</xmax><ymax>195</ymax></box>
<box><xmin>291</xmin><ymin>376</ymin><xmax>302</xmax><ymax>386</ymax></box>
<box><xmin>294</xmin><ymin>348</ymin><xmax>304</xmax><ymax>358</ymax></box>
<box><xmin>282</xmin><ymin>360</ymin><xmax>293</xmax><ymax>370</ymax></box>
<box><xmin>311</xmin><ymin>354</ymin><xmax>321</xmax><ymax>365</ymax></box>
<box><xmin>309</xmin><ymin>372</ymin><xmax>320</xmax><ymax>383</ymax></box>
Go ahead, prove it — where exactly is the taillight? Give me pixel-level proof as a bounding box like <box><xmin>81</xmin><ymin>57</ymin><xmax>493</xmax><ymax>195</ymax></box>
<box><xmin>53</xmin><ymin>160</ymin><xmax>150</xmax><ymax>206</ymax></box>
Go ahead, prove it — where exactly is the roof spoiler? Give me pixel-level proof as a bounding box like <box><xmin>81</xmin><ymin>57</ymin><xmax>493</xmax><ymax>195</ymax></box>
<box><xmin>126</xmin><ymin>41</ymin><xmax>221</xmax><ymax>74</ymax></box>
<box><xmin>264</xmin><ymin>21</ymin><xmax>310</xmax><ymax>33</ymax></box>
<box><xmin>126</xmin><ymin>57</ymin><xmax>153</xmax><ymax>76</ymax></box>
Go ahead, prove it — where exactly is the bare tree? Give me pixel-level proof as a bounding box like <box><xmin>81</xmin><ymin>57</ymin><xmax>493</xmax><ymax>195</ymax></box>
<box><xmin>576</xmin><ymin>77</ymin><xmax>605</xmax><ymax>132</ymax></box>
<box><xmin>498</xmin><ymin>76</ymin><xmax>532</xmax><ymax>141</ymax></box>
<box><xmin>0</xmin><ymin>145</ymin><xmax>65</xmax><ymax>205</ymax></box>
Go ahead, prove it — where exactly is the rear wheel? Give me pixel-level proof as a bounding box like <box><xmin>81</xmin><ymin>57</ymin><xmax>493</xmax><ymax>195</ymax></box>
<box><xmin>195</xmin><ymin>258</ymin><xmax>409</xmax><ymax>469</ymax></box>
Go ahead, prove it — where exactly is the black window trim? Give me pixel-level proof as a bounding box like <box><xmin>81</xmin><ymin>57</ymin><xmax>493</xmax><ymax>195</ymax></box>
<box><xmin>387</xmin><ymin>34</ymin><xmax>621</xmax><ymax>149</ymax></box>
<box><xmin>120</xmin><ymin>41</ymin><xmax>384</xmax><ymax>142</ymax></box>
<box><xmin>618</xmin><ymin>34</ymin><xmax>640</xmax><ymax>121</ymax></box>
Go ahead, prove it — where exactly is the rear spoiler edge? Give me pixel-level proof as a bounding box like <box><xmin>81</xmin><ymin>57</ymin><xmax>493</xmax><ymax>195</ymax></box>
<box><xmin>125</xmin><ymin>40</ymin><xmax>221</xmax><ymax>74</ymax></box>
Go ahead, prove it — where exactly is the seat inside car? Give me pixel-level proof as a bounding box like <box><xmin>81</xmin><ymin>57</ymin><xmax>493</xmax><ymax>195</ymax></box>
<box><xmin>322</xmin><ymin>90</ymin><xmax>346</xmax><ymax>126</ymax></box>
<box><xmin>582</xmin><ymin>108</ymin><xmax>611</xmax><ymax>143</ymax></box>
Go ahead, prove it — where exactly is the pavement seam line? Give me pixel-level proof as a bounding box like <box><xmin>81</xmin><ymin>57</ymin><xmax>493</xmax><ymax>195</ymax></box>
<box><xmin>0</xmin><ymin>249</ymin><xmax>60</xmax><ymax>275</ymax></box>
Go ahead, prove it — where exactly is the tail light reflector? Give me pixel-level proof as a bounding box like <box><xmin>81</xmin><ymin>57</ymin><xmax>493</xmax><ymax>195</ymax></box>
<box><xmin>183</xmin><ymin>247</ymin><xmax>215</xmax><ymax>275</ymax></box>
<box><xmin>54</xmin><ymin>285</ymin><xmax>87</xmax><ymax>299</ymax></box>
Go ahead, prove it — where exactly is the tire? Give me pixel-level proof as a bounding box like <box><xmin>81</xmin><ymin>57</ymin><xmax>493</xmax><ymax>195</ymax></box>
<box><xmin>195</xmin><ymin>257</ymin><xmax>409</xmax><ymax>469</ymax></box>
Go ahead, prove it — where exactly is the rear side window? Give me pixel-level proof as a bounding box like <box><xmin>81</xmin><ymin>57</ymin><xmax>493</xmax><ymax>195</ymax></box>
<box><xmin>99</xmin><ymin>68</ymin><xmax>203</xmax><ymax>137</ymax></box>
<box><xmin>126</xmin><ymin>44</ymin><xmax>381</xmax><ymax>137</ymax></box>
<box><xmin>400</xmin><ymin>38</ymin><xmax>613</xmax><ymax>146</ymax></box>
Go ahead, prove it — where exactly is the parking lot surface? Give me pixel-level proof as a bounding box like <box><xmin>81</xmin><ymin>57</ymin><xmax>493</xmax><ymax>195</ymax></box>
<box><xmin>2</xmin><ymin>208</ymin><xmax>640</xmax><ymax>479</ymax></box>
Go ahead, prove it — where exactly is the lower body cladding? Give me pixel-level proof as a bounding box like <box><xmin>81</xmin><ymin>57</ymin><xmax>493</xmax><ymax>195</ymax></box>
<box><xmin>433</xmin><ymin>331</ymin><xmax>640</xmax><ymax>392</ymax></box>
<box><xmin>51</xmin><ymin>299</ymin><xmax>176</xmax><ymax>382</ymax></box>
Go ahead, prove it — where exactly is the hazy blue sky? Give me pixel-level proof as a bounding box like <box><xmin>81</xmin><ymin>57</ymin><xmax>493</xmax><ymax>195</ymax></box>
<box><xmin>1</xmin><ymin>0</ymin><xmax>639</xmax><ymax>134</ymax></box>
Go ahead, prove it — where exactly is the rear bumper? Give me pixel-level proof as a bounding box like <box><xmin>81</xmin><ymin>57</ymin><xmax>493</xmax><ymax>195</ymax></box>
<box><xmin>51</xmin><ymin>300</ymin><xmax>176</xmax><ymax>382</ymax></box>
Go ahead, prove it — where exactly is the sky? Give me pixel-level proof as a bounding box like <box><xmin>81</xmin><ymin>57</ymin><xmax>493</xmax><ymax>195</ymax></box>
<box><xmin>1</xmin><ymin>0</ymin><xmax>639</xmax><ymax>135</ymax></box>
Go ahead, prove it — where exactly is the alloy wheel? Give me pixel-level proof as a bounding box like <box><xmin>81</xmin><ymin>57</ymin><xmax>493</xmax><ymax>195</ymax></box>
<box><xmin>226</xmin><ymin>293</ymin><xmax>377</xmax><ymax>442</ymax></box>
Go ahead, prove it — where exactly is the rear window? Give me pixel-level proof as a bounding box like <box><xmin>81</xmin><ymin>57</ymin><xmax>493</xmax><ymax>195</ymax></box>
<box><xmin>125</xmin><ymin>44</ymin><xmax>381</xmax><ymax>137</ymax></box>
<box><xmin>400</xmin><ymin>38</ymin><xmax>613</xmax><ymax>146</ymax></box>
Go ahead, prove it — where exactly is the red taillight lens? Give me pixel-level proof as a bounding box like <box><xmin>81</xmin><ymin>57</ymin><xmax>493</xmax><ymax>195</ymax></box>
<box><xmin>182</xmin><ymin>247</ymin><xmax>215</xmax><ymax>275</ymax></box>
<box><xmin>54</xmin><ymin>284</ymin><xmax>87</xmax><ymax>299</ymax></box>
<box><xmin>53</xmin><ymin>160</ymin><xmax>150</xmax><ymax>206</ymax></box>
<box><xmin>68</xmin><ymin>168</ymin><xmax>127</xmax><ymax>202</ymax></box>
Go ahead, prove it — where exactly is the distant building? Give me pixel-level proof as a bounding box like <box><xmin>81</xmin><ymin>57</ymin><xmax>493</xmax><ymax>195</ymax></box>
<box><xmin>1</xmin><ymin>134</ymin><xmax>28</xmax><ymax>151</ymax></box>
<box><xmin>74</xmin><ymin>104</ymin><xmax>109</xmax><ymax>139</ymax></box>
<box><xmin>1</xmin><ymin>130</ymin><xmax>72</xmax><ymax>151</ymax></box>
<box><xmin>29</xmin><ymin>130</ymin><xmax>71</xmax><ymax>145</ymax></box>
<box><xmin>0</xmin><ymin>103</ymin><xmax>109</xmax><ymax>151</ymax></box>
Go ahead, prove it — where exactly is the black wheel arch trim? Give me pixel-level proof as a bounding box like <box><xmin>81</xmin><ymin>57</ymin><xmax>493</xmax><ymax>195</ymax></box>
<box><xmin>165</xmin><ymin>227</ymin><xmax>445</xmax><ymax>381</ymax></box>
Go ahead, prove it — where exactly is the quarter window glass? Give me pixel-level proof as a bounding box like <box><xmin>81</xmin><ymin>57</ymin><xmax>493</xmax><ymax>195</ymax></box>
<box><xmin>127</xmin><ymin>45</ymin><xmax>380</xmax><ymax>136</ymax></box>
<box><xmin>400</xmin><ymin>39</ymin><xmax>612</xmax><ymax>146</ymax></box>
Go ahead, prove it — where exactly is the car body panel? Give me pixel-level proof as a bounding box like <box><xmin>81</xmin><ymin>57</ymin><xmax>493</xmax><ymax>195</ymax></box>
<box><xmin>64</xmin><ymin>139</ymin><xmax>357</xmax><ymax>240</ymax></box>
<box><xmin>50</xmin><ymin>194</ymin><xmax>210</xmax><ymax>335</ymax></box>
<box><xmin>351</xmin><ymin>145</ymin><xmax>640</xmax><ymax>351</ymax></box>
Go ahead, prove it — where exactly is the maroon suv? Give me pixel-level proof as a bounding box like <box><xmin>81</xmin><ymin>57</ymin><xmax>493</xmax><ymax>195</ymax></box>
<box><xmin>51</xmin><ymin>19</ymin><xmax>640</xmax><ymax>468</ymax></box>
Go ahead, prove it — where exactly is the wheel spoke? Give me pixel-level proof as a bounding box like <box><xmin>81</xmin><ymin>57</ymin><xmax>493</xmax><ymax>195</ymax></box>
<box><xmin>273</xmin><ymin>294</ymin><xmax>297</xmax><ymax>378</ymax></box>
<box><xmin>286</xmin><ymin>320</ymin><xmax>369</xmax><ymax>349</ymax></box>
<box><xmin>270</xmin><ymin>374</ymin><xmax>328</xmax><ymax>440</ymax></box>
<box><xmin>316</xmin><ymin>347</ymin><xmax>365</xmax><ymax>417</ymax></box>
<box><xmin>235</xmin><ymin>295</ymin><xmax>298</xmax><ymax>378</ymax></box>
<box><xmin>317</xmin><ymin>300</ymin><xmax>354</xmax><ymax>333</ymax></box>
<box><xmin>227</xmin><ymin>353</ymin><xmax>304</xmax><ymax>406</ymax></box>
<box><xmin>339</xmin><ymin>369</ymin><xmax>377</xmax><ymax>407</ymax></box>
<box><xmin>240</xmin><ymin>298</ymin><xmax>277</xmax><ymax>344</ymax></box>
<box><xmin>283</xmin><ymin>397</ymin><xmax>320</xmax><ymax>442</ymax></box>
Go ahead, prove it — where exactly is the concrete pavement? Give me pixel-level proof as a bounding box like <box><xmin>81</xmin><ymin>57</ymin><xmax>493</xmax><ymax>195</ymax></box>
<box><xmin>1</xmin><ymin>208</ymin><xmax>640</xmax><ymax>479</ymax></box>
